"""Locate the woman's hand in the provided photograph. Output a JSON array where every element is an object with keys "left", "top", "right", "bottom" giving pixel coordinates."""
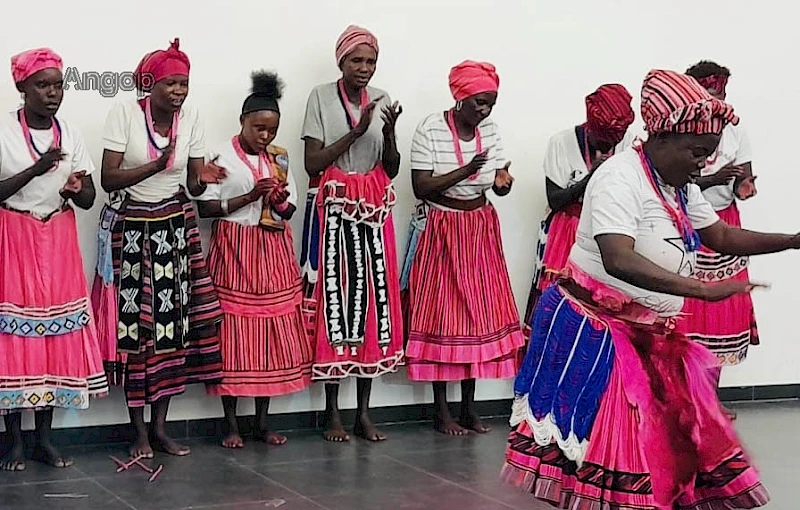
[
  {"left": 494, "top": 162, "right": 514, "bottom": 191},
  {"left": 248, "top": 177, "right": 278, "bottom": 201},
  {"left": 381, "top": 101, "right": 403, "bottom": 137},
  {"left": 60, "top": 170, "right": 86, "bottom": 197},
  {"left": 735, "top": 175, "right": 757, "bottom": 200},
  {"left": 197, "top": 156, "right": 228, "bottom": 184},
  {"left": 701, "top": 279, "right": 769, "bottom": 302}
]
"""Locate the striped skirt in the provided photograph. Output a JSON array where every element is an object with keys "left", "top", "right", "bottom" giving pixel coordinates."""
[
  {"left": 405, "top": 204, "right": 525, "bottom": 381},
  {"left": 96, "top": 192, "right": 223, "bottom": 407},
  {"left": 522, "top": 203, "right": 582, "bottom": 339},
  {"left": 503, "top": 283, "right": 769, "bottom": 509},
  {"left": 0, "top": 207, "right": 108, "bottom": 412},
  {"left": 677, "top": 202, "right": 758, "bottom": 366},
  {"left": 205, "top": 220, "right": 313, "bottom": 397}
]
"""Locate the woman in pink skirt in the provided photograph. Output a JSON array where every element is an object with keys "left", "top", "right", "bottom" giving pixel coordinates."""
[
  {"left": 0, "top": 48, "right": 108, "bottom": 471},
  {"left": 678, "top": 61, "right": 758, "bottom": 420},
  {"left": 502, "top": 69, "right": 788, "bottom": 509},
  {"left": 198, "top": 70, "right": 314, "bottom": 448},
  {"left": 522, "top": 84, "right": 635, "bottom": 339},
  {"left": 301, "top": 25, "right": 405, "bottom": 442},
  {"left": 403, "top": 61, "right": 525, "bottom": 435}
]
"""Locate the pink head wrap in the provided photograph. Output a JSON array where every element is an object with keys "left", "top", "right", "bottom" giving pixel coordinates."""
[
  {"left": 696, "top": 74, "right": 729, "bottom": 96},
  {"left": 641, "top": 69, "right": 738, "bottom": 136},
  {"left": 585, "top": 84, "right": 635, "bottom": 143},
  {"left": 10, "top": 47, "right": 63, "bottom": 85},
  {"left": 448, "top": 60, "right": 500, "bottom": 102},
  {"left": 133, "top": 38, "right": 191, "bottom": 91},
  {"left": 335, "top": 25, "right": 379, "bottom": 65}
]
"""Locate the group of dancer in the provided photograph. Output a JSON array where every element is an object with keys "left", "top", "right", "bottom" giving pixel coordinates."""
[
  {"left": 0, "top": 25, "right": 519, "bottom": 468},
  {"left": 0, "top": 22, "right": 789, "bottom": 509}
]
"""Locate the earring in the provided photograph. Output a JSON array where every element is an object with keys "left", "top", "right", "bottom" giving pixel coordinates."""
[{"left": 455, "top": 101, "right": 462, "bottom": 111}]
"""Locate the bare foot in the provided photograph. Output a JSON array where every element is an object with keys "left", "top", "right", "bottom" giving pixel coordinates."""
[
  {"left": 434, "top": 416, "right": 471, "bottom": 436},
  {"left": 323, "top": 413, "right": 350, "bottom": 442},
  {"left": 32, "top": 443, "right": 74, "bottom": 468},
  {"left": 130, "top": 435, "right": 154, "bottom": 459},
  {"left": 256, "top": 430, "right": 287, "bottom": 446},
  {"left": 222, "top": 433, "right": 244, "bottom": 449},
  {"left": 354, "top": 415, "right": 387, "bottom": 442},
  {"left": 152, "top": 433, "right": 191, "bottom": 456},
  {"left": 460, "top": 413, "right": 491, "bottom": 434},
  {"left": 0, "top": 443, "right": 26, "bottom": 471}
]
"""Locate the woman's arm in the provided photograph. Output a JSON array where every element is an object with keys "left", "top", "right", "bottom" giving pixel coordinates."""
[
  {"left": 196, "top": 178, "right": 274, "bottom": 219},
  {"left": 100, "top": 147, "right": 169, "bottom": 193},
  {"left": 303, "top": 100, "right": 379, "bottom": 177},
  {"left": 698, "top": 220, "right": 799, "bottom": 256},
  {"left": 380, "top": 102, "right": 402, "bottom": 179},
  {"left": 411, "top": 151, "right": 487, "bottom": 200},
  {"left": 596, "top": 233, "right": 756, "bottom": 301},
  {"left": 546, "top": 176, "right": 591, "bottom": 212},
  {"left": 0, "top": 148, "right": 62, "bottom": 202}
]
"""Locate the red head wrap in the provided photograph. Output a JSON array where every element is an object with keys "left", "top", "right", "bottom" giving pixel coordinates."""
[
  {"left": 641, "top": 69, "right": 738, "bottom": 136},
  {"left": 335, "top": 25, "right": 379, "bottom": 65},
  {"left": 10, "top": 47, "right": 63, "bottom": 85},
  {"left": 133, "top": 38, "right": 190, "bottom": 92},
  {"left": 448, "top": 60, "right": 499, "bottom": 102},
  {"left": 585, "top": 84, "right": 635, "bottom": 143},
  {"left": 696, "top": 74, "right": 729, "bottom": 96}
]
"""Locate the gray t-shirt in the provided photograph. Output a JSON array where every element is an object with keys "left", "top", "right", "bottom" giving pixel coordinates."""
[{"left": 301, "top": 82, "right": 391, "bottom": 174}]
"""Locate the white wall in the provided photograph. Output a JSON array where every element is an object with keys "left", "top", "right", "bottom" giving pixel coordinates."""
[{"left": 2, "top": 0, "right": 798, "bottom": 430}]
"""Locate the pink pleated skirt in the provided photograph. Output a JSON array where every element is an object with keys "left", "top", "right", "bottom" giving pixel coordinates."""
[{"left": 0, "top": 207, "right": 108, "bottom": 412}]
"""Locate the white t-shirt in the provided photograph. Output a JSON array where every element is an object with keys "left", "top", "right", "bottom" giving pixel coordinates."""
[
  {"left": 409, "top": 111, "right": 507, "bottom": 208},
  {"left": 196, "top": 140, "right": 298, "bottom": 227},
  {"left": 568, "top": 148, "right": 720, "bottom": 316},
  {"left": 102, "top": 98, "right": 205, "bottom": 203},
  {"left": 544, "top": 127, "right": 634, "bottom": 190},
  {"left": 700, "top": 123, "right": 753, "bottom": 211},
  {"left": 0, "top": 111, "right": 96, "bottom": 219}
]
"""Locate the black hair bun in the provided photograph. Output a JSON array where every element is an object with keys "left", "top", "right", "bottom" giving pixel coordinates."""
[{"left": 250, "top": 70, "right": 284, "bottom": 99}]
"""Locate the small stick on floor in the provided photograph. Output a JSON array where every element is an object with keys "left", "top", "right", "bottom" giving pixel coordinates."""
[{"left": 148, "top": 464, "right": 164, "bottom": 483}]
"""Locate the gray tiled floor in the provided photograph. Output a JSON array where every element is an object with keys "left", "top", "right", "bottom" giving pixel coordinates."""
[{"left": 0, "top": 401, "right": 796, "bottom": 509}]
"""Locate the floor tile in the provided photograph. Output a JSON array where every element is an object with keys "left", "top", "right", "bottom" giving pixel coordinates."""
[
  {"left": 0, "top": 479, "right": 132, "bottom": 510},
  {"left": 91, "top": 459, "right": 296, "bottom": 510},
  {"left": 250, "top": 454, "right": 441, "bottom": 498}
]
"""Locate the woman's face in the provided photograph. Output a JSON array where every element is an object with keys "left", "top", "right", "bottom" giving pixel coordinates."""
[
  {"left": 654, "top": 133, "right": 721, "bottom": 187},
  {"left": 460, "top": 91, "right": 497, "bottom": 126},
  {"left": 340, "top": 45, "right": 377, "bottom": 89},
  {"left": 240, "top": 110, "right": 280, "bottom": 153},
  {"left": 150, "top": 74, "right": 189, "bottom": 111},
  {"left": 21, "top": 68, "right": 63, "bottom": 117}
]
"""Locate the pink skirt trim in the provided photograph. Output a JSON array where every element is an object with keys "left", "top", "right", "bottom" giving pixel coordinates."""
[
  {"left": 407, "top": 354, "right": 518, "bottom": 381},
  {"left": 0, "top": 208, "right": 108, "bottom": 410}
]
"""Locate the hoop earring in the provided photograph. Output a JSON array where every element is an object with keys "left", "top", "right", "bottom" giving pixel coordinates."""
[{"left": 455, "top": 101, "right": 463, "bottom": 111}]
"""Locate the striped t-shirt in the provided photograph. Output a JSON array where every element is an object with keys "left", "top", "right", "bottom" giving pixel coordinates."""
[{"left": 410, "top": 111, "right": 507, "bottom": 207}]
